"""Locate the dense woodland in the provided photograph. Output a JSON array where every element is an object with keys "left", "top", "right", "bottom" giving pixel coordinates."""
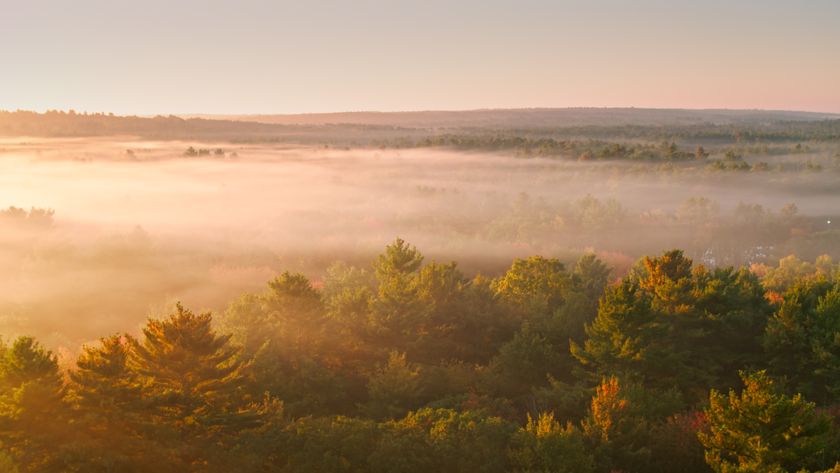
[
  {"left": 1, "top": 110, "right": 839, "bottom": 471},
  {"left": 1, "top": 239, "right": 839, "bottom": 472}
]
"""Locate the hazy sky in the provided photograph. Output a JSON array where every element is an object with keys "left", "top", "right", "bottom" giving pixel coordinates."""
[{"left": 2, "top": 0, "right": 839, "bottom": 114}]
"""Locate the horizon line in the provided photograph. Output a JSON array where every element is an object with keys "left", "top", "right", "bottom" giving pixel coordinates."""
[{"left": 4, "top": 106, "right": 840, "bottom": 118}]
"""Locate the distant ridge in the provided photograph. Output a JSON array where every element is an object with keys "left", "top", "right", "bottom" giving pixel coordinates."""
[
  {"left": 2, "top": 108, "right": 838, "bottom": 141},
  {"left": 188, "top": 108, "right": 840, "bottom": 129}
]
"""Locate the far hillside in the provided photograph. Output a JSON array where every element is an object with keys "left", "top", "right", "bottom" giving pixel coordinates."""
[{"left": 193, "top": 107, "right": 840, "bottom": 128}]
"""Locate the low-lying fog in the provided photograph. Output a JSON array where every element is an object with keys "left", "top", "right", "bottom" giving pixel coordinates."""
[{"left": 1, "top": 137, "right": 838, "bottom": 352}]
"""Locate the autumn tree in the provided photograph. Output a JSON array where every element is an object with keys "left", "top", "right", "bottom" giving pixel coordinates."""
[{"left": 580, "top": 376, "right": 683, "bottom": 473}]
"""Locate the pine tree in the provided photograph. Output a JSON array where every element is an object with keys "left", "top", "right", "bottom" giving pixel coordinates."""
[
  {"left": 699, "top": 371, "right": 836, "bottom": 473},
  {"left": 764, "top": 280, "right": 840, "bottom": 404},
  {"left": 67, "top": 334, "right": 160, "bottom": 472},
  {"left": 0, "top": 337, "right": 68, "bottom": 471},
  {"left": 221, "top": 270, "right": 359, "bottom": 418},
  {"left": 573, "top": 250, "right": 770, "bottom": 403},
  {"left": 71, "top": 334, "right": 139, "bottom": 418},
  {"left": 571, "top": 279, "right": 677, "bottom": 386},
  {"left": 129, "top": 304, "right": 260, "bottom": 467},
  {"left": 371, "top": 239, "right": 427, "bottom": 351}
]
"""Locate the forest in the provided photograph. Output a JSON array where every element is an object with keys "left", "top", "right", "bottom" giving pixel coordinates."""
[
  {"left": 0, "top": 109, "right": 839, "bottom": 472},
  {"left": 1, "top": 239, "right": 839, "bottom": 472},
  {"left": 5, "top": 0, "right": 840, "bottom": 469}
]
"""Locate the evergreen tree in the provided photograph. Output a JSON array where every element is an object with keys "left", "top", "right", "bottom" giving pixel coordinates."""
[
  {"left": 496, "top": 254, "right": 608, "bottom": 388},
  {"left": 493, "top": 256, "right": 571, "bottom": 319},
  {"left": 71, "top": 334, "right": 139, "bottom": 419},
  {"left": 573, "top": 250, "right": 770, "bottom": 403},
  {"left": 220, "top": 272, "right": 356, "bottom": 417},
  {"left": 0, "top": 337, "right": 68, "bottom": 472},
  {"left": 66, "top": 333, "right": 153, "bottom": 471},
  {"left": 371, "top": 238, "right": 427, "bottom": 350},
  {"left": 571, "top": 279, "right": 676, "bottom": 387},
  {"left": 129, "top": 304, "right": 260, "bottom": 467},
  {"left": 764, "top": 280, "right": 840, "bottom": 404},
  {"left": 699, "top": 371, "right": 837, "bottom": 473},
  {"left": 362, "top": 351, "right": 422, "bottom": 420}
]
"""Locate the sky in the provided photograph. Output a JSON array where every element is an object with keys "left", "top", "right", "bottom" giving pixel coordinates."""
[{"left": 1, "top": 0, "right": 839, "bottom": 115}]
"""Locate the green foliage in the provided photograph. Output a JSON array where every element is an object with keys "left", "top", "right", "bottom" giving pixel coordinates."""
[
  {"left": 322, "top": 261, "right": 374, "bottom": 324},
  {"left": 276, "top": 408, "right": 516, "bottom": 473},
  {"left": 573, "top": 250, "right": 771, "bottom": 403},
  {"left": 581, "top": 377, "right": 652, "bottom": 473},
  {"left": 71, "top": 334, "right": 139, "bottom": 415},
  {"left": 219, "top": 272, "right": 353, "bottom": 417},
  {"left": 66, "top": 333, "right": 154, "bottom": 471},
  {"left": 530, "top": 376, "right": 592, "bottom": 425},
  {"left": 278, "top": 416, "right": 379, "bottom": 473},
  {"left": 0, "top": 337, "right": 67, "bottom": 471},
  {"left": 373, "top": 408, "right": 515, "bottom": 473},
  {"left": 370, "top": 239, "right": 427, "bottom": 350},
  {"left": 420, "top": 134, "right": 696, "bottom": 162},
  {"left": 494, "top": 256, "right": 570, "bottom": 319},
  {"left": 374, "top": 237, "right": 424, "bottom": 278},
  {"left": 5, "top": 241, "right": 840, "bottom": 471},
  {"left": 699, "top": 371, "right": 836, "bottom": 473},
  {"left": 64, "top": 305, "right": 280, "bottom": 472},
  {"left": 509, "top": 412, "right": 595, "bottom": 473},
  {"left": 573, "top": 254, "right": 612, "bottom": 304},
  {"left": 764, "top": 280, "right": 840, "bottom": 404},
  {"left": 488, "top": 324, "right": 562, "bottom": 399},
  {"left": 488, "top": 254, "right": 610, "bottom": 400},
  {"left": 571, "top": 278, "right": 672, "bottom": 385},
  {"left": 578, "top": 376, "right": 684, "bottom": 473},
  {"left": 363, "top": 352, "right": 422, "bottom": 420},
  {"left": 130, "top": 304, "right": 253, "bottom": 427},
  {"left": 411, "top": 262, "right": 485, "bottom": 362}
]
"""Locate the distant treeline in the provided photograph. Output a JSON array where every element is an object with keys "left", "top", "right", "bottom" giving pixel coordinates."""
[
  {"left": 462, "top": 119, "right": 840, "bottom": 143},
  {"left": 410, "top": 135, "right": 698, "bottom": 161},
  {"left": 0, "top": 110, "right": 274, "bottom": 138},
  {"left": 378, "top": 125, "right": 839, "bottom": 160},
  {"left": 2, "top": 110, "right": 839, "bottom": 147},
  {"left": 0, "top": 110, "right": 395, "bottom": 141},
  {"left": 1, "top": 240, "right": 839, "bottom": 472}
]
